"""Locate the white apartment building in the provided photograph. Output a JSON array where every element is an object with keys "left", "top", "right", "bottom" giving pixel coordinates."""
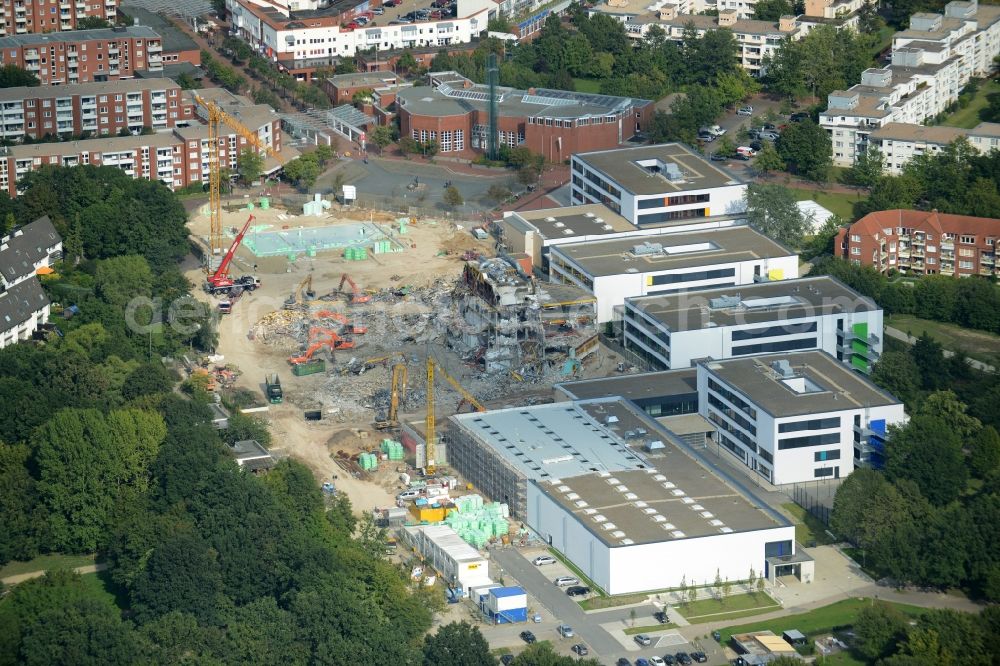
[
  {"left": 0, "top": 216, "right": 61, "bottom": 348},
  {"left": 227, "top": 0, "right": 489, "bottom": 75},
  {"left": 622, "top": 276, "right": 884, "bottom": 373},
  {"left": 869, "top": 121, "right": 1000, "bottom": 174},
  {"left": 548, "top": 226, "right": 799, "bottom": 322},
  {"left": 697, "top": 352, "right": 907, "bottom": 485},
  {"left": 616, "top": 8, "right": 801, "bottom": 78},
  {"left": 821, "top": 1, "right": 1000, "bottom": 166},
  {"left": 570, "top": 143, "right": 747, "bottom": 226}
]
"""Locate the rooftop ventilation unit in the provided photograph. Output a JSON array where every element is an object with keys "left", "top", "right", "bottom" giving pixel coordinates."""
[
  {"left": 545, "top": 216, "right": 556, "bottom": 222},
  {"left": 642, "top": 507, "right": 657, "bottom": 515},
  {"left": 653, "top": 474, "right": 667, "bottom": 482},
  {"left": 574, "top": 500, "right": 589, "bottom": 508},
  {"left": 682, "top": 497, "right": 695, "bottom": 504},
  {"left": 772, "top": 359, "right": 795, "bottom": 378},
  {"left": 720, "top": 526, "right": 733, "bottom": 533},
  {"left": 700, "top": 511, "right": 714, "bottom": 518},
  {"left": 671, "top": 530, "right": 686, "bottom": 538},
  {"left": 710, "top": 519, "right": 725, "bottom": 527},
  {"left": 691, "top": 504, "right": 704, "bottom": 511},
  {"left": 616, "top": 485, "right": 629, "bottom": 493},
  {"left": 606, "top": 477, "right": 620, "bottom": 485},
  {"left": 566, "top": 492, "right": 580, "bottom": 501},
  {"left": 562, "top": 229, "right": 574, "bottom": 235},
  {"left": 554, "top": 222, "right": 564, "bottom": 227},
  {"left": 632, "top": 241, "right": 663, "bottom": 256},
  {"left": 584, "top": 212, "right": 595, "bottom": 218},
  {"left": 634, "top": 500, "right": 648, "bottom": 508},
  {"left": 557, "top": 485, "right": 571, "bottom": 493},
  {"left": 594, "top": 217, "right": 604, "bottom": 223},
  {"left": 606, "top": 415, "right": 619, "bottom": 424},
  {"left": 583, "top": 508, "right": 598, "bottom": 515},
  {"left": 603, "top": 225, "right": 614, "bottom": 230},
  {"left": 621, "top": 538, "right": 635, "bottom": 545},
  {"left": 663, "top": 162, "right": 684, "bottom": 182},
  {"left": 709, "top": 295, "right": 742, "bottom": 309},
  {"left": 671, "top": 489, "right": 686, "bottom": 497},
  {"left": 611, "top": 530, "right": 626, "bottom": 538},
  {"left": 662, "top": 481, "right": 676, "bottom": 489},
  {"left": 602, "top": 522, "right": 617, "bottom": 531},
  {"left": 624, "top": 492, "right": 639, "bottom": 500},
  {"left": 653, "top": 515, "right": 667, "bottom": 523},
  {"left": 593, "top": 514, "right": 607, "bottom": 522},
  {"left": 662, "top": 522, "right": 675, "bottom": 530}
]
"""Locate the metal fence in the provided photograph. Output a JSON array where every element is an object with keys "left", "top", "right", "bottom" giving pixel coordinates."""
[{"left": 791, "top": 479, "right": 843, "bottom": 529}]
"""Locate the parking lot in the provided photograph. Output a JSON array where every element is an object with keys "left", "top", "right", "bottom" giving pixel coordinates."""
[
  {"left": 348, "top": 0, "right": 457, "bottom": 29},
  {"left": 488, "top": 546, "right": 729, "bottom": 665}
]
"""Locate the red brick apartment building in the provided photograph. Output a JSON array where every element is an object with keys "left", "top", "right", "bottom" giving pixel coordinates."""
[
  {"left": 0, "top": 103, "right": 282, "bottom": 196},
  {"left": 836, "top": 209, "right": 1000, "bottom": 277},
  {"left": 321, "top": 71, "right": 397, "bottom": 105},
  {"left": 0, "top": 78, "right": 195, "bottom": 140},
  {"left": 0, "top": 0, "right": 119, "bottom": 37},
  {"left": 396, "top": 72, "right": 652, "bottom": 162},
  {"left": 0, "top": 25, "right": 163, "bottom": 85}
]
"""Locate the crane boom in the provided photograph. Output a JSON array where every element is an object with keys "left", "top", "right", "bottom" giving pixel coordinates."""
[
  {"left": 425, "top": 357, "right": 485, "bottom": 473},
  {"left": 192, "top": 92, "right": 282, "bottom": 258}
]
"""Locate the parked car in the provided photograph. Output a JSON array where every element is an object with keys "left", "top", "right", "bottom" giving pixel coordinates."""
[
  {"left": 676, "top": 652, "right": 692, "bottom": 665},
  {"left": 500, "top": 655, "right": 515, "bottom": 666},
  {"left": 759, "top": 131, "right": 780, "bottom": 141},
  {"left": 710, "top": 152, "right": 729, "bottom": 162},
  {"left": 748, "top": 128, "right": 761, "bottom": 140},
  {"left": 698, "top": 132, "right": 716, "bottom": 142},
  {"left": 430, "top": 9, "right": 443, "bottom": 18},
  {"left": 532, "top": 555, "right": 556, "bottom": 566},
  {"left": 566, "top": 585, "right": 591, "bottom": 597},
  {"left": 617, "top": 659, "right": 632, "bottom": 666},
  {"left": 712, "top": 630, "right": 722, "bottom": 641},
  {"left": 650, "top": 657, "right": 666, "bottom": 666},
  {"left": 397, "top": 489, "right": 421, "bottom": 501},
  {"left": 691, "top": 651, "right": 708, "bottom": 663},
  {"left": 634, "top": 634, "right": 653, "bottom": 646},
  {"left": 663, "top": 655, "right": 676, "bottom": 665},
  {"left": 343, "top": 21, "right": 360, "bottom": 29},
  {"left": 520, "top": 630, "right": 536, "bottom": 644},
  {"left": 557, "top": 624, "right": 574, "bottom": 637},
  {"left": 383, "top": 0, "right": 400, "bottom": 5},
  {"left": 572, "top": 644, "right": 589, "bottom": 656},
  {"left": 700, "top": 125, "right": 726, "bottom": 137},
  {"left": 636, "top": 659, "right": 651, "bottom": 666},
  {"left": 790, "top": 112, "right": 809, "bottom": 122},
  {"left": 734, "top": 153, "right": 751, "bottom": 161},
  {"left": 372, "top": 7, "right": 384, "bottom": 14},
  {"left": 653, "top": 610, "right": 669, "bottom": 623},
  {"left": 554, "top": 576, "right": 579, "bottom": 587},
  {"left": 761, "top": 123, "right": 777, "bottom": 131},
  {"left": 737, "top": 146, "right": 757, "bottom": 157},
  {"left": 737, "top": 105, "right": 754, "bottom": 116},
  {"left": 394, "top": 17, "right": 412, "bottom": 23},
  {"left": 749, "top": 140, "right": 764, "bottom": 151}
]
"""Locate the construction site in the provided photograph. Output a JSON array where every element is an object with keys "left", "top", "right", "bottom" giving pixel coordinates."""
[{"left": 184, "top": 191, "right": 621, "bottom": 512}]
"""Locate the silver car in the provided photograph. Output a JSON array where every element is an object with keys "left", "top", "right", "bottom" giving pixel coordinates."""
[{"left": 554, "top": 576, "right": 579, "bottom": 587}]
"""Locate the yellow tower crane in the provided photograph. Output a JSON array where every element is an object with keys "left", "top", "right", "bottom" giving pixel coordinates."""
[
  {"left": 426, "top": 356, "right": 486, "bottom": 474},
  {"left": 192, "top": 92, "right": 284, "bottom": 258}
]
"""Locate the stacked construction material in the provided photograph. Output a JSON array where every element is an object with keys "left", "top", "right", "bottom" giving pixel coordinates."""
[
  {"left": 344, "top": 247, "right": 368, "bottom": 261},
  {"left": 358, "top": 451, "right": 379, "bottom": 470},
  {"left": 444, "top": 495, "right": 510, "bottom": 548},
  {"left": 380, "top": 439, "right": 405, "bottom": 461}
]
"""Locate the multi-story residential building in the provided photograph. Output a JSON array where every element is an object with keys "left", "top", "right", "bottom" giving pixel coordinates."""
[
  {"left": 0, "top": 215, "right": 61, "bottom": 348},
  {"left": 0, "top": 26, "right": 163, "bottom": 85},
  {"left": 610, "top": 7, "right": 802, "bottom": 78},
  {"left": 226, "top": 0, "right": 491, "bottom": 81},
  {"left": 570, "top": 144, "right": 747, "bottom": 225},
  {"left": 0, "top": 0, "right": 119, "bottom": 37},
  {"left": 835, "top": 209, "right": 1000, "bottom": 278},
  {"left": 397, "top": 72, "right": 652, "bottom": 163},
  {"left": 548, "top": 226, "right": 799, "bottom": 322},
  {"left": 868, "top": 121, "right": 1000, "bottom": 175},
  {"left": 697, "top": 351, "right": 907, "bottom": 484},
  {"left": 119, "top": 6, "right": 202, "bottom": 69},
  {"left": 0, "top": 100, "right": 282, "bottom": 195},
  {"left": 622, "top": 276, "right": 883, "bottom": 373},
  {"left": 821, "top": 1, "right": 1000, "bottom": 166},
  {"left": 0, "top": 78, "right": 195, "bottom": 141}
]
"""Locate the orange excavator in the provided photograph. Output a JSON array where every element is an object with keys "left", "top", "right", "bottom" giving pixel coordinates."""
[
  {"left": 312, "top": 313, "right": 368, "bottom": 335},
  {"left": 288, "top": 331, "right": 354, "bottom": 365},
  {"left": 338, "top": 273, "right": 371, "bottom": 305}
]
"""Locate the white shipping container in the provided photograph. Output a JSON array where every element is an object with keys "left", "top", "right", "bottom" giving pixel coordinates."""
[{"left": 487, "top": 587, "right": 528, "bottom": 613}]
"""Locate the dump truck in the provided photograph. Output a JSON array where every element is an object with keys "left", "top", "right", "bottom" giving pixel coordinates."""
[
  {"left": 292, "top": 358, "right": 326, "bottom": 376},
  {"left": 264, "top": 374, "right": 283, "bottom": 403}
]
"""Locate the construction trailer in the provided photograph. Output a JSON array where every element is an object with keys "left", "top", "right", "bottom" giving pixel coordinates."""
[
  {"left": 400, "top": 524, "right": 491, "bottom": 597},
  {"left": 451, "top": 258, "right": 598, "bottom": 378}
]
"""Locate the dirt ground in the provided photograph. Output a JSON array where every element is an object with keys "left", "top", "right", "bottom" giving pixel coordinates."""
[{"left": 185, "top": 200, "right": 624, "bottom": 515}]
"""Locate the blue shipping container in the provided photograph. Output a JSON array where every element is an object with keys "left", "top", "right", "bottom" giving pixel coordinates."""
[{"left": 488, "top": 607, "right": 528, "bottom": 624}]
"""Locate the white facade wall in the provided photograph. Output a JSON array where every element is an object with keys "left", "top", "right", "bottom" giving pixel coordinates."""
[
  {"left": 550, "top": 253, "right": 799, "bottom": 323},
  {"left": 0, "top": 300, "right": 49, "bottom": 349},
  {"left": 628, "top": 185, "right": 748, "bottom": 226},
  {"left": 527, "top": 481, "right": 795, "bottom": 595},
  {"left": 696, "top": 365, "right": 908, "bottom": 485},
  {"left": 624, "top": 307, "right": 884, "bottom": 370}
]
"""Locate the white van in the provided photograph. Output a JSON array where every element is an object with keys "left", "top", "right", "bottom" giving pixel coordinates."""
[
  {"left": 736, "top": 146, "right": 757, "bottom": 157},
  {"left": 397, "top": 489, "right": 421, "bottom": 501}
]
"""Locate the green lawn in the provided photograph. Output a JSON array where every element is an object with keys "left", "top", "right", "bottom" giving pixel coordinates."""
[
  {"left": 941, "top": 79, "right": 1000, "bottom": 129},
  {"left": 679, "top": 592, "right": 780, "bottom": 623},
  {"left": 792, "top": 189, "right": 864, "bottom": 222},
  {"left": 0, "top": 553, "right": 97, "bottom": 579},
  {"left": 573, "top": 78, "right": 602, "bottom": 94},
  {"left": 579, "top": 592, "right": 649, "bottom": 611},
  {"left": 717, "top": 598, "right": 927, "bottom": 644},
  {"left": 782, "top": 503, "right": 837, "bottom": 547},
  {"left": 886, "top": 313, "right": 1000, "bottom": 366}
]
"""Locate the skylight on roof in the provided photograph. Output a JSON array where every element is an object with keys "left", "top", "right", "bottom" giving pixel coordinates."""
[{"left": 781, "top": 376, "right": 825, "bottom": 394}]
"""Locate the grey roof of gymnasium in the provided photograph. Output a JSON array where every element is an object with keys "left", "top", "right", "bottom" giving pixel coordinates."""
[
  {"left": 625, "top": 276, "right": 878, "bottom": 332},
  {"left": 552, "top": 226, "right": 794, "bottom": 278},
  {"left": 0, "top": 277, "right": 49, "bottom": 330},
  {"left": 573, "top": 143, "right": 743, "bottom": 195},
  {"left": 0, "top": 216, "right": 61, "bottom": 284},
  {"left": 0, "top": 26, "right": 160, "bottom": 48},
  {"left": 397, "top": 75, "right": 650, "bottom": 120},
  {"left": 701, "top": 351, "right": 902, "bottom": 417}
]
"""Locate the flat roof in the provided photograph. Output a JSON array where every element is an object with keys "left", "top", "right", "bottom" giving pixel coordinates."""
[
  {"left": 702, "top": 351, "right": 902, "bottom": 417},
  {"left": 120, "top": 6, "right": 199, "bottom": 53},
  {"left": 573, "top": 143, "right": 743, "bottom": 195},
  {"left": 556, "top": 368, "right": 697, "bottom": 402},
  {"left": 625, "top": 276, "right": 878, "bottom": 332},
  {"left": 326, "top": 71, "right": 398, "bottom": 88},
  {"left": 454, "top": 397, "right": 783, "bottom": 545},
  {"left": 509, "top": 204, "right": 637, "bottom": 240},
  {"left": 536, "top": 452, "right": 781, "bottom": 545},
  {"left": 553, "top": 226, "right": 794, "bottom": 278},
  {"left": 0, "top": 26, "right": 160, "bottom": 48},
  {"left": 0, "top": 77, "right": 180, "bottom": 102}
]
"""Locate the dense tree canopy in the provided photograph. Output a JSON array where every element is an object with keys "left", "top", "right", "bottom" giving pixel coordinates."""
[{"left": 744, "top": 183, "right": 809, "bottom": 247}]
